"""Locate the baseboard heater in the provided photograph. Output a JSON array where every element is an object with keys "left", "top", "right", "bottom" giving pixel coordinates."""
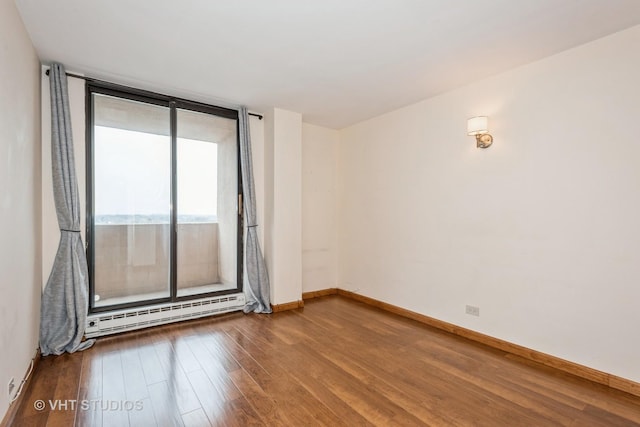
[{"left": 85, "top": 293, "right": 246, "bottom": 338}]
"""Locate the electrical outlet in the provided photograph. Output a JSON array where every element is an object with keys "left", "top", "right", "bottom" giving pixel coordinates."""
[
  {"left": 465, "top": 305, "right": 480, "bottom": 317},
  {"left": 7, "top": 378, "right": 15, "bottom": 397}
]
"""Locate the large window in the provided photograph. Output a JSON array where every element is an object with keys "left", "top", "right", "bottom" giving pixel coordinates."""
[{"left": 87, "top": 82, "right": 242, "bottom": 312}]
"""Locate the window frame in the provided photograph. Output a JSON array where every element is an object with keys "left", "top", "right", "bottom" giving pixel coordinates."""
[{"left": 86, "top": 80, "right": 244, "bottom": 314}]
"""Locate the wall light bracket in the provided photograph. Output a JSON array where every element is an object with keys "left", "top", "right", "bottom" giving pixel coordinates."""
[{"left": 467, "top": 116, "right": 493, "bottom": 149}]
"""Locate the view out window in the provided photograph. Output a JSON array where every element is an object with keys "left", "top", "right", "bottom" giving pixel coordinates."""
[{"left": 88, "top": 83, "right": 242, "bottom": 312}]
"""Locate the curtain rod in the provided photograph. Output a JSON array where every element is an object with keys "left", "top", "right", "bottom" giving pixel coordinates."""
[{"left": 44, "top": 69, "right": 263, "bottom": 120}]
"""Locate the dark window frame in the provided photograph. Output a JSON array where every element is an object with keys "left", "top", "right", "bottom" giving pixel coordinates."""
[{"left": 86, "top": 80, "right": 243, "bottom": 314}]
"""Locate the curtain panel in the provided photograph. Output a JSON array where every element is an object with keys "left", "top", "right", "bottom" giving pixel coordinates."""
[
  {"left": 239, "top": 107, "right": 272, "bottom": 313},
  {"left": 40, "top": 63, "right": 95, "bottom": 355}
]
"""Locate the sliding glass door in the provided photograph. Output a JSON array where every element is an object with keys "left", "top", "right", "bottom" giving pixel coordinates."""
[
  {"left": 176, "top": 108, "right": 239, "bottom": 298},
  {"left": 87, "top": 83, "right": 242, "bottom": 312}
]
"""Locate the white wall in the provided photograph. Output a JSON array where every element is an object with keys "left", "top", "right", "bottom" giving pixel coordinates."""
[
  {"left": 262, "top": 108, "right": 303, "bottom": 304},
  {"left": 0, "top": 0, "right": 41, "bottom": 419},
  {"left": 338, "top": 25, "right": 640, "bottom": 383},
  {"left": 302, "top": 123, "right": 339, "bottom": 292}
]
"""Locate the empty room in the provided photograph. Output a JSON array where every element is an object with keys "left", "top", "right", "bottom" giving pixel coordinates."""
[{"left": 2, "top": 0, "right": 640, "bottom": 425}]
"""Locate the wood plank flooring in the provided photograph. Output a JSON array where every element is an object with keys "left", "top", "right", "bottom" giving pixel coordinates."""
[{"left": 9, "top": 295, "right": 640, "bottom": 426}]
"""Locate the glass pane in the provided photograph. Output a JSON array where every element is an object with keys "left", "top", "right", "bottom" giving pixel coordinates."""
[
  {"left": 92, "top": 94, "right": 171, "bottom": 307},
  {"left": 176, "top": 108, "right": 238, "bottom": 297}
]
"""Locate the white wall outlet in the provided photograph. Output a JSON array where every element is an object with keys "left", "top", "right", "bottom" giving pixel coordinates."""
[
  {"left": 465, "top": 305, "right": 480, "bottom": 317},
  {"left": 7, "top": 377, "right": 15, "bottom": 397}
]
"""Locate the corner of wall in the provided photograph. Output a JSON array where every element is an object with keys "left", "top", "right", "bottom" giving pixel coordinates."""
[{"left": 0, "top": 0, "right": 43, "bottom": 419}]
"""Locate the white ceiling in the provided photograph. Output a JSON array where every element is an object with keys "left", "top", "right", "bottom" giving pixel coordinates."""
[{"left": 14, "top": 0, "right": 640, "bottom": 128}]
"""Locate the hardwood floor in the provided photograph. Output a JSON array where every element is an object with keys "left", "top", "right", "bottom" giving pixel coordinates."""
[{"left": 9, "top": 295, "right": 640, "bottom": 426}]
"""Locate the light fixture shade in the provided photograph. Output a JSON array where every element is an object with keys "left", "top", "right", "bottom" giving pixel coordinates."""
[{"left": 467, "top": 116, "right": 489, "bottom": 136}]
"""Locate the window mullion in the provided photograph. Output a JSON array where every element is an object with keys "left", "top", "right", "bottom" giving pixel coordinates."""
[{"left": 170, "top": 101, "right": 178, "bottom": 302}]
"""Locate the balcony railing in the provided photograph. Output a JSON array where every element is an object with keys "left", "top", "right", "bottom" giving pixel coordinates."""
[{"left": 93, "top": 222, "right": 222, "bottom": 305}]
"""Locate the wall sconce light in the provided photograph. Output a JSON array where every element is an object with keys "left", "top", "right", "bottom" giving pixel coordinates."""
[{"left": 467, "top": 116, "right": 493, "bottom": 149}]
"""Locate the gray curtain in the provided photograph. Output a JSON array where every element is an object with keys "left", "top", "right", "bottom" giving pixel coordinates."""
[
  {"left": 239, "top": 107, "right": 272, "bottom": 313},
  {"left": 40, "top": 63, "right": 95, "bottom": 355}
]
